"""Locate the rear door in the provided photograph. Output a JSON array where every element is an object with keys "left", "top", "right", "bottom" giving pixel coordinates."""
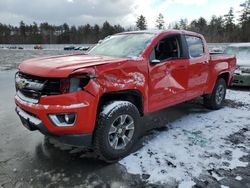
[
  {"left": 185, "top": 35, "right": 209, "bottom": 99},
  {"left": 148, "top": 34, "right": 189, "bottom": 112}
]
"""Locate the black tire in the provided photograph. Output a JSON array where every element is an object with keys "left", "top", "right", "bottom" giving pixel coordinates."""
[
  {"left": 203, "top": 78, "right": 227, "bottom": 110},
  {"left": 93, "top": 101, "right": 140, "bottom": 162}
]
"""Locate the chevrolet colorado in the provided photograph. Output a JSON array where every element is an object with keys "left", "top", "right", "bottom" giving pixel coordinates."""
[{"left": 15, "top": 30, "right": 236, "bottom": 162}]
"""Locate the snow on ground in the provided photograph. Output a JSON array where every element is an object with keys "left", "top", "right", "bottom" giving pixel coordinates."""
[
  {"left": 227, "top": 89, "right": 250, "bottom": 104},
  {"left": 120, "top": 89, "right": 250, "bottom": 186}
]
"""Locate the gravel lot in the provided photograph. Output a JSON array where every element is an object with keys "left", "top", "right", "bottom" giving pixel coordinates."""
[{"left": 0, "top": 49, "right": 249, "bottom": 188}]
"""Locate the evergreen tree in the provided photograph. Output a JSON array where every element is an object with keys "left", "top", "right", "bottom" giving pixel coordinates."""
[
  {"left": 239, "top": 0, "right": 250, "bottom": 41},
  {"left": 1, "top": 2, "right": 250, "bottom": 45},
  {"left": 69, "top": 26, "right": 77, "bottom": 43},
  {"left": 155, "top": 13, "right": 165, "bottom": 29},
  {"left": 188, "top": 17, "right": 207, "bottom": 37},
  {"left": 239, "top": 0, "right": 250, "bottom": 24},
  {"left": 173, "top": 22, "right": 180, "bottom": 29},
  {"left": 136, "top": 15, "right": 147, "bottom": 30},
  {"left": 197, "top": 17, "right": 208, "bottom": 34},
  {"left": 114, "top": 24, "right": 125, "bottom": 33},
  {"left": 101, "top": 21, "right": 115, "bottom": 38},
  {"left": 208, "top": 16, "right": 225, "bottom": 42},
  {"left": 19, "top": 21, "right": 26, "bottom": 43},
  {"left": 179, "top": 19, "right": 188, "bottom": 30},
  {"left": 93, "top": 24, "right": 100, "bottom": 43},
  {"left": 224, "top": 8, "right": 236, "bottom": 42},
  {"left": 224, "top": 8, "right": 235, "bottom": 30},
  {"left": 61, "top": 23, "right": 70, "bottom": 43}
]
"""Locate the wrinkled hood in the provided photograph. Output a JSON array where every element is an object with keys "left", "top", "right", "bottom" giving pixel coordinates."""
[
  {"left": 18, "top": 54, "right": 128, "bottom": 77},
  {"left": 237, "top": 59, "right": 250, "bottom": 67}
]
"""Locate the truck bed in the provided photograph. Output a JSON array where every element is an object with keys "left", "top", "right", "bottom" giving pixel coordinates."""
[{"left": 210, "top": 53, "right": 235, "bottom": 62}]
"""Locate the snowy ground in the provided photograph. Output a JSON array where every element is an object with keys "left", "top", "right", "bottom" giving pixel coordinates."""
[{"left": 120, "top": 89, "right": 250, "bottom": 187}]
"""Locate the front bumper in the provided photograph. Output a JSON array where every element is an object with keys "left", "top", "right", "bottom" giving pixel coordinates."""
[
  {"left": 15, "top": 90, "right": 99, "bottom": 146},
  {"left": 232, "top": 74, "right": 250, "bottom": 87},
  {"left": 16, "top": 106, "right": 92, "bottom": 146}
]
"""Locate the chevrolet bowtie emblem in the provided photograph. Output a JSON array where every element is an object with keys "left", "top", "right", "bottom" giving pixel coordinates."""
[{"left": 17, "top": 80, "right": 26, "bottom": 89}]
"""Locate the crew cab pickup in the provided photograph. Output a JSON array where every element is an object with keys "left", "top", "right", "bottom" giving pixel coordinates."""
[{"left": 15, "top": 30, "right": 236, "bottom": 162}]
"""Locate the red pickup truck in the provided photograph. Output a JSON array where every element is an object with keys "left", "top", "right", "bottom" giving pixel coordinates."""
[{"left": 15, "top": 30, "right": 236, "bottom": 162}]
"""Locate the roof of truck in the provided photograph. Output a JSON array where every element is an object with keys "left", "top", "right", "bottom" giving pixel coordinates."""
[{"left": 121, "top": 29, "right": 199, "bottom": 36}]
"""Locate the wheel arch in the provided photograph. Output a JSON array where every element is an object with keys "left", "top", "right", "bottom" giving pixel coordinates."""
[
  {"left": 218, "top": 72, "right": 231, "bottom": 86},
  {"left": 98, "top": 89, "right": 144, "bottom": 116},
  {"left": 205, "top": 71, "right": 231, "bottom": 95}
]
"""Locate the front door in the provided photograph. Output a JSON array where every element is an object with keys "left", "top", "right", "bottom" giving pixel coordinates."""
[{"left": 148, "top": 35, "right": 189, "bottom": 112}]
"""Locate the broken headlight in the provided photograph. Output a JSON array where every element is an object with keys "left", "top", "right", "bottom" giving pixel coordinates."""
[{"left": 60, "top": 73, "right": 92, "bottom": 94}]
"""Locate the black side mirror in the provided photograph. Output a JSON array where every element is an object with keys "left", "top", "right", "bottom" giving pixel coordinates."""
[{"left": 151, "top": 59, "right": 161, "bottom": 65}]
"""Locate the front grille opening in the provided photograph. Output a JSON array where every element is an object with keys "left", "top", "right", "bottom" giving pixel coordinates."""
[
  {"left": 20, "top": 88, "right": 41, "bottom": 100},
  {"left": 43, "top": 80, "right": 61, "bottom": 95},
  {"left": 17, "top": 72, "right": 63, "bottom": 100}
]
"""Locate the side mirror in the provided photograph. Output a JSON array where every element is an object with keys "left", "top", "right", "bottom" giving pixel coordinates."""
[{"left": 151, "top": 59, "right": 161, "bottom": 65}]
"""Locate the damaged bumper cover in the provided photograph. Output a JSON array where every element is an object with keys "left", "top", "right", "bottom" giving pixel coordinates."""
[
  {"left": 15, "top": 106, "right": 92, "bottom": 146},
  {"left": 15, "top": 89, "right": 99, "bottom": 147}
]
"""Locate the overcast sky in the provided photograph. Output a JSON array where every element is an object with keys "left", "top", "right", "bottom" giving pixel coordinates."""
[{"left": 0, "top": 0, "right": 243, "bottom": 28}]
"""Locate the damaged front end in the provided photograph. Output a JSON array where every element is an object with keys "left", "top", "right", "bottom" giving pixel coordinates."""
[{"left": 14, "top": 69, "right": 102, "bottom": 146}]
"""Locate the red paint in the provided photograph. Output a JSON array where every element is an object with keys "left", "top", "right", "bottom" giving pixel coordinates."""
[{"left": 15, "top": 30, "right": 236, "bottom": 137}]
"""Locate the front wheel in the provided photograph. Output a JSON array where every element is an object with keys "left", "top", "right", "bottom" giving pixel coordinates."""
[
  {"left": 203, "top": 78, "right": 227, "bottom": 110},
  {"left": 93, "top": 101, "right": 140, "bottom": 162}
]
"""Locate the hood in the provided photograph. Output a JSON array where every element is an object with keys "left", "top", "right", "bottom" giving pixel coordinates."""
[
  {"left": 18, "top": 54, "right": 128, "bottom": 77},
  {"left": 237, "top": 59, "right": 250, "bottom": 67}
]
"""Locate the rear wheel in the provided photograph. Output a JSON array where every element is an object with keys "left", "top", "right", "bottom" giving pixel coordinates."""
[
  {"left": 93, "top": 101, "right": 140, "bottom": 162},
  {"left": 203, "top": 78, "right": 227, "bottom": 110}
]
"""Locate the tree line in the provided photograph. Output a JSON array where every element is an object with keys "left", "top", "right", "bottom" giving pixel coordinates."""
[
  {"left": 136, "top": 0, "right": 250, "bottom": 42},
  {"left": 0, "top": 21, "right": 125, "bottom": 44},
  {"left": 0, "top": 0, "right": 249, "bottom": 44}
]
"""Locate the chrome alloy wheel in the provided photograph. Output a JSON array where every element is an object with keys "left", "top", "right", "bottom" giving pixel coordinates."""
[
  {"left": 108, "top": 114, "right": 135, "bottom": 150},
  {"left": 215, "top": 84, "right": 225, "bottom": 105}
]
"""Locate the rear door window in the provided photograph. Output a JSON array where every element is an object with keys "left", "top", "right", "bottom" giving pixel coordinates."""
[{"left": 185, "top": 36, "right": 204, "bottom": 58}]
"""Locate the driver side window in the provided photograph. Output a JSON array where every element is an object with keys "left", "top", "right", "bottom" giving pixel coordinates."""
[{"left": 150, "top": 35, "right": 182, "bottom": 62}]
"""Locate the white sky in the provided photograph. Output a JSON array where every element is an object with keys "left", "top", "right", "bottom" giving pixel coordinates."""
[{"left": 0, "top": 0, "right": 243, "bottom": 28}]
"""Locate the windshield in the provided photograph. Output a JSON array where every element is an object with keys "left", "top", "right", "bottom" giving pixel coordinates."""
[
  {"left": 88, "top": 33, "right": 155, "bottom": 58},
  {"left": 225, "top": 46, "right": 250, "bottom": 60}
]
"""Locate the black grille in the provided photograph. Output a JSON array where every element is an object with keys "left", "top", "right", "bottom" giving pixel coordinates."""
[
  {"left": 43, "top": 79, "right": 61, "bottom": 95},
  {"left": 16, "top": 72, "right": 62, "bottom": 100},
  {"left": 20, "top": 88, "right": 41, "bottom": 99}
]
